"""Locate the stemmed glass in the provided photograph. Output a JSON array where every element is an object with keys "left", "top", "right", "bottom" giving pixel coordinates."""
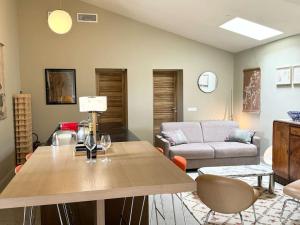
[
  {"left": 85, "top": 134, "right": 96, "bottom": 163},
  {"left": 100, "top": 134, "right": 111, "bottom": 162}
]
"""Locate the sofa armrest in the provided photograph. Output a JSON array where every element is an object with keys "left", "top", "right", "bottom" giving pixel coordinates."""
[
  {"left": 252, "top": 136, "right": 261, "bottom": 156},
  {"left": 155, "top": 135, "right": 171, "bottom": 158}
]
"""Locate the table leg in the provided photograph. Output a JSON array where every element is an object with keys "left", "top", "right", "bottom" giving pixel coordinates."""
[
  {"left": 257, "top": 176, "right": 262, "bottom": 187},
  {"left": 269, "top": 174, "right": 275, "bottom": 194},
  {"left": 96, "top": 200, "right": 105, "bottom": 225}
]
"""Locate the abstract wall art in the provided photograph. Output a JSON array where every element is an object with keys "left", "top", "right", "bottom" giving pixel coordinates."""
[
  {"left": 243, "top": 68, "right": 261, "bottom": 113},
  {"left": 45, "top": 69, "right": 77, "bottom": 105}
]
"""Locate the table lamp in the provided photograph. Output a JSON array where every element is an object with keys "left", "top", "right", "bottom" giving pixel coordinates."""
[{"left": 79, "top": 96, "right": 107, "bottom": 138}]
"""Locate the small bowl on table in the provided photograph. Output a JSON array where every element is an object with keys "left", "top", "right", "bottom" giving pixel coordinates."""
[{"left": 287, "top": 111, "right": 300, "bottom": 122}]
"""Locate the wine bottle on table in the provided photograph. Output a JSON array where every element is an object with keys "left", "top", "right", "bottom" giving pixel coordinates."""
[{"left": 85, "top": 123, "right": 97, "bottom": 161}]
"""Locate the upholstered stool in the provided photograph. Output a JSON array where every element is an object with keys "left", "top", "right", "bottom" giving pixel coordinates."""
[
  {"left": 151, "top": 147, "right": 187, "bottom": 225},
  {"left": 25, "top": 153, "right": 33, "bottom": 161},
  {"left": 15, "top": 165, "right": 23, "bottom": 174},
  {"left": 156, "top": 147, "right": 164, "bottom": 154},
  {"left": 281, "top": 180, "right": 300, "bottom": 222},
  {"left": 17, "top": 153, "right": 72, "bottom": 225},
  {"left": 15, "top": 165, "right": 35, "bottom": 225},
  {"left": 172, "top": 156, "right": 187, "bottom": 171}
]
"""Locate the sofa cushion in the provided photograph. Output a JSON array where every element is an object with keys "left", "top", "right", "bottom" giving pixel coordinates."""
[
  {"left": 169, "top": 143, "right": 214, "bottom": 159},
  {"left": 161, "top": 122, "right": 204, "bottom": 143},
  {"left": 225, "top": 128, "right": 255, "bottom": 144},
  {"left": 201, "top": 120, "right": 239, "bottom": 142},
  {"left": 162, "top": 130, "right": 188, "bottom": 146},
  {"left": 208, "top": 142, "right": 257, "bottom": 158}
]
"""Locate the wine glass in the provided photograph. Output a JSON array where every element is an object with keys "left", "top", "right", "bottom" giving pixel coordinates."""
[
  {"left": 85, "top": 134, "right": 96, "bottom": 163},
  {"left": 100, "top": 134, "right": 111, "bottom": 162}
]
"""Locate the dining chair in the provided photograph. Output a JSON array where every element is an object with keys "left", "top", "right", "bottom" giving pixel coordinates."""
[
  {"left": 25, "top": 153, "right": 33, "bottom": 161},
  {"left": 150, "top": 147, "right": 187, "bottom": 225},
  {"left": 52, "top": 130, "right": 77, "bottom": 146},
  {"left": 280, "top": 179, "right": 300, "bottom": 222},
  {"left": 15, "top": 162, "right": 35, "bottom": 225},
  {"left": 171, "top": 155, "right": 187, "bottom": 225},
  {"left": 119, "top": 196, "right": 146, "bottom": 225},
  {"left": 60, "top": 122, "right": 79, "bottom": 132},
  {"left": 196, "top": 174, "right": 259, "bottom": 225},
  {"left": 16, "top": 152, "right": 72, "bottom": 225}
]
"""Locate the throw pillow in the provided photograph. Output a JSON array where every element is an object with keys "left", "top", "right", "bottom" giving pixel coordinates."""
[
  {"left": 225, "top": 128, "right": 255, "bottom": 144},
  {"left": 162, "top": 130, "right": 188, "bottom": 146}
]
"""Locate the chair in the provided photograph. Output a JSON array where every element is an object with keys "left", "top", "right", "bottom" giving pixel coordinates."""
[
  {"left": 171, "top": 155, "right": 187, "bottom": 225},
  {"left": 60, "top": 122, "right": 78, "bottom": 132},
  {"left": 52, "top": 130, "right": 77, "bottom": 146},
  {"left": 15, "top": 165, "right": 23, "bottom": 174},
  {"left": 172, "top": 156, "right": 187, "bottom": 171},
  {"left": 281, "top": 179, "right": 300, "bottom": 222},
  {"left": 15, "top": 163, "right": 35, "bottom": 225},
  {"left": 25, "top": 153, "right": 33, "bottom": 161},
  {"left": 16, "top": 154, "right": 72, "bottom": 225},
  {"left": 196, "top": 174, "right": 259, "bottom": 224},
  {"left": 150, "top": 148, "right": 187, "bottom": 225}
]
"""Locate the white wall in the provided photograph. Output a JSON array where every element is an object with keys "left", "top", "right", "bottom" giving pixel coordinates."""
[
  {"left": 234, "top": 35, "right": 300, "bottom": 154},
  {"left": 0, "top": 0, "right": 21, "bottom": 189},
  {"left": 18, "top": 0, "right": 234, "bottom": 143}
]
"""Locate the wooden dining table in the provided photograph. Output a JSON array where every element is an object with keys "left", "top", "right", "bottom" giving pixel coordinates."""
[{"left": 0, "top": 141, "right": 196, "bottom": 225}]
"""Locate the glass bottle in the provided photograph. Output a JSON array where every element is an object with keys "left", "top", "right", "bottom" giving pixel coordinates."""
[{"left": 85, "top": 123, "right": 97, "bottom": 162}]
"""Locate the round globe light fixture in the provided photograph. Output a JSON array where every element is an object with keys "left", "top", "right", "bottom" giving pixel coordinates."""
[{"left": 48, "top": 10, "right": 72, "bottom": 34}]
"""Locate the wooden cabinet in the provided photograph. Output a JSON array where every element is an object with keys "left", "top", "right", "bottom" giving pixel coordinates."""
[{"left": 273, "top": 120, "right": 300, "bottom": 184}]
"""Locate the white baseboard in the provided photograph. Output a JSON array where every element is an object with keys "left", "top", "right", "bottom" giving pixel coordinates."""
[{"left": 0, "top": 169, "right": 14, "bottom": 192}]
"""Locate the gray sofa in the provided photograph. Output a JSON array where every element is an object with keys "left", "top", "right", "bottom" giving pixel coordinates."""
[{"left": 155, "top": 120, "right": 260, "bottom": 169}]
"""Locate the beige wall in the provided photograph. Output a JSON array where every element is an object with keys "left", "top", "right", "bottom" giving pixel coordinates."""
[
  {"left": 19, "top": 0, "right": 234, "bottom": 142},
  {"left": 234, "top": 35, "right": 300, "bottom": 154},
  {"left": 0, "top": 0, "right": 20, "bottom": 189}
]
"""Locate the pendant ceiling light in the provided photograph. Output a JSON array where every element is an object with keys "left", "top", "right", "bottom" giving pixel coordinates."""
[{"left": 48, "top": 0, "right": 72, "bottom": 34}]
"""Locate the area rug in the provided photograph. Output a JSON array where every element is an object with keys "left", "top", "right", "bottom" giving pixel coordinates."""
[{"left": 183, "top": 172, "right": 300, "bottom": 225}]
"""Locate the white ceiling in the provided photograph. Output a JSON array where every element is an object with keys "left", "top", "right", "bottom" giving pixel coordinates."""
[{"left": 82, "top": 0, "right": 300, "bottom": 53}]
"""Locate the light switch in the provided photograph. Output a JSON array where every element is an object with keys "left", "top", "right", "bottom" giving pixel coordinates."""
[{"left": 187, "top": 107, "right": 198, "bottom": 112}]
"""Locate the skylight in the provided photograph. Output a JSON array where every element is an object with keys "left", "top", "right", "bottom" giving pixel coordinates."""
[{"left": 220, "top": 17, "right": 283, "bottom": 41}]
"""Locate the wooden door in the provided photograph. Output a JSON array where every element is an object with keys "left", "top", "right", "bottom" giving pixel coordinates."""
[
  {"left": 273, "top": 121, "right": 290, "bottom": 179},
  {"left": 289, "top": 126, "right": 300, "bottom": 181},
  {"left": 153, "top": 70, "right": 181, "bottom": 137},
  {"left": 96, "top": 69, "right": 127, "bottom": 129}
]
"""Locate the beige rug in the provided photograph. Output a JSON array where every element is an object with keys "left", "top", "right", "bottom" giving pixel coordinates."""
[{"left": 183, "top": 173, "right": 300, "bottom": 225}]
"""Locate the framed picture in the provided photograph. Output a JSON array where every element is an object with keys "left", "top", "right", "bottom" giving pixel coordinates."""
[
  {"left": 0, "top": 43, "right": 6, "bottom": 120},
  {"left": 45, "top": 69, "right": 77, "bottom": 104},
  {"left": 293, "top": 66, "right": 300, "bottom": 85},
  {"left": 276, "top": 67, "right": 291, "bottom": 85},
  {"left": 243, "top": 68, "right": 261, "bottom": 113}
]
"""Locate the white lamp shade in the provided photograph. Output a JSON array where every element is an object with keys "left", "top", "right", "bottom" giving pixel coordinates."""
[
  {"left": 79, "top": 96, "right": 107, "bottom": 112},
  {"left": 48, "top": 10, "right": 72, "bottom": 34}
]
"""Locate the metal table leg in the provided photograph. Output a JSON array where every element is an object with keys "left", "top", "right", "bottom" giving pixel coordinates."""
[
  {"left": 257, "top": 176, "right": 262, "bottom": 187},
  {"left": 269, "top": 174, "right": 275, "bottom": 194}
]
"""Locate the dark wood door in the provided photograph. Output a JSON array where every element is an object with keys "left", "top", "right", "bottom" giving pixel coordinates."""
[
  {"left": 273, "top": 121, "right": 290, "bottom": 179},
  {"left": 289, "top": 126, "right": 300, "bottom": 181},
  {"left": 96, "top": 69, "right": 127, "bottom": 129},
  {"left": 153, "top": 70, "right": 179, "bottom": 137}
]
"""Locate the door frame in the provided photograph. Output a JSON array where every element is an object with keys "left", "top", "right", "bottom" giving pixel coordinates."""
[
  {"left": 153, "top": 69, "right": 184, "bottom": 126},
  {"left": 95, "top": 68, "right": 128, "bottom": 128}
]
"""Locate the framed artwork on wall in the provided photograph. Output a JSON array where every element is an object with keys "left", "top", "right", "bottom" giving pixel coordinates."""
[
  {"left": 0, "top": 43, "right": 7, "bottom": 120},
  {"left": 45, "top": 69, "right": 77, "bottom": 105},
  {"left": 276, "top": 67, "right": 292, "bottom": 85},
  {"left": 243, "top": 68, "right": 261, "bottom": 113},
  {"left": 292, "top": 66, "right": 300, "bottom": 85}
]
